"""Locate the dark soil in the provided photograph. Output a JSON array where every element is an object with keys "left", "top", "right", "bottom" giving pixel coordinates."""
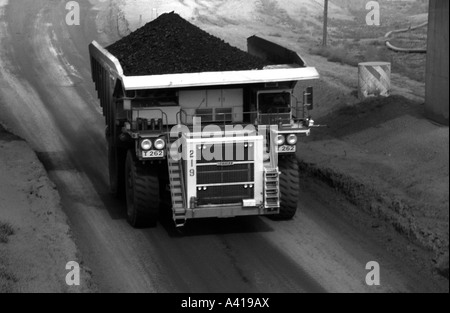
[{"left": 107, "top": 12, "right": 268, "bottom": 76}]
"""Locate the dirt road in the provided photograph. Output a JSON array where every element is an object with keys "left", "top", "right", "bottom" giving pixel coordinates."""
[{"left": 0, "top": 0, "right": 446, "bottom": 292}]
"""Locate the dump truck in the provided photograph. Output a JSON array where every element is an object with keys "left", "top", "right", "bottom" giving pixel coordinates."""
[{"left": 89, "top": 35, "right": 320, "bottom": 228}]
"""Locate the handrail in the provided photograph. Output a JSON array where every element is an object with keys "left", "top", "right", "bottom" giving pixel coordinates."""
[{"left": 176, "top": 109, "right": 308, "bottom": 128}]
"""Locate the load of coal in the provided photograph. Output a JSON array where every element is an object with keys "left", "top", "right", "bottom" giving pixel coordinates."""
[{"left": 106, "top": 12, "right": 268, "bottom": 76}]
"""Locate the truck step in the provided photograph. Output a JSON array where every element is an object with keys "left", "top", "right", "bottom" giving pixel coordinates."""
[
  {"left": 172, "top": 196, "right": 184, "bottom": 202},
  {"left": 264, "top": 168, "right": 281, "bottom": 208},
  {"left": 167, "top": 147, "right": 187, "bottom": 224}
]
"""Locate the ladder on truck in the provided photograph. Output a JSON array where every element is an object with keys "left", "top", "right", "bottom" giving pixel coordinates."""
[
  {"left": 264, "top": 168, "right": 280, "bottom": 208},
  {"left": 167, "top": 140, "right": 187, "bottom": 227}
]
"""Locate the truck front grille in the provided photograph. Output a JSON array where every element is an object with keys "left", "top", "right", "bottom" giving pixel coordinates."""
[
  {"left": 183, "top": 135, "right": 261, "bottom": 207},
  {"left": 197, "top": 164, "right": 254, "bottom": 185}
]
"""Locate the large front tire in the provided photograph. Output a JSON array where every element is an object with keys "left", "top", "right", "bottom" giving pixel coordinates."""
[
  {"left": 125, "top": 151, "right": 160, "bottom": 228},
  {"left": 275, "top": 156, "right": 300, "bottom": 220}
]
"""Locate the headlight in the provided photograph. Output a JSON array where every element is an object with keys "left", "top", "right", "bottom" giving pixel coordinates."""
[
  {"left": 154, "top": 138, "right": 166, "bottom": 150},
  {"left": 287, "top": 134, "right": 298, "bottom": 145},
  {"left": 276, "top": 135, "right": 285, "bottom": 146},
  {"left": 140, "top": 139, "right": 152, "bottom": 151}
]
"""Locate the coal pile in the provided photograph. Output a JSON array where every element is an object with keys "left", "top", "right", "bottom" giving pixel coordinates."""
[{"left": 106, "top": 12, "right": 268, "bottom": 76}]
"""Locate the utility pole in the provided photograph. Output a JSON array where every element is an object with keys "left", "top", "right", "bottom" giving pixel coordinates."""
[{"left": 323, "top": 0, "right": 329, "bottom": 47}]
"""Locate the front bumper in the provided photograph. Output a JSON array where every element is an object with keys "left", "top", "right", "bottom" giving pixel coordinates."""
[{"left": 184, "top": 205, "right": 279, "bottom": 219}]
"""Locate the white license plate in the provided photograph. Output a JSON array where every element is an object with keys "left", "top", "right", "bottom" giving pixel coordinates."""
[
  {"left": 142, "top": 150, "right": 164, "bottom": 158},
  {"left": 278, "top": 145, "right": 296, "bottom": 153}
]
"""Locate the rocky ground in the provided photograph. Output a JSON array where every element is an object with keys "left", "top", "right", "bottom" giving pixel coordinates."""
[{"left": 0, "top": 123, "right": 95, "bottom": 293}]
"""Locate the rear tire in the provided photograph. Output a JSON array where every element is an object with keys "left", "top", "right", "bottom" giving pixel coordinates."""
[
  {"left": 125, "top": 151, "right": 160, "bottom": 228},
  {"left": 274, "top": 156, "right": 299, "bottom": 220}
]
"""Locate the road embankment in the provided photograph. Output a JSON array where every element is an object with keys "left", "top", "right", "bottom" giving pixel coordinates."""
[
  {"left": 297, "top": 95, "right": 449, "bottom": 280},
  {"left": 0, "top": 123, "right": 96, "bottom": 292}
]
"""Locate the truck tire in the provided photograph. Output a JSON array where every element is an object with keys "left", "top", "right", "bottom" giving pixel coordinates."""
[
  {"left": 274, "top": 156, "right": 299, "bottom": 220},
  {"left": 108, "top": 136, "right": 126, "bottom": 199},
  {"left": 125, "top": 150, "right": 160, "bottom": 228}
]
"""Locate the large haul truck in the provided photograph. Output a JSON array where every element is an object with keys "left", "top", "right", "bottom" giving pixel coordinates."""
[{"left": 89, "top": 35, "right": 320, "bottom": 227}]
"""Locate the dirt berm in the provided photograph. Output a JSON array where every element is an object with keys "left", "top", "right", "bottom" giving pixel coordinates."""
[
  {"left": 0, "top": 123, "right": 95, "bottom": 293},
  {"left": 297, "top": 95, "right": 449, "bottom": 279},
  {"left": 107, "top": 12, "right": 268, "bottom": 76}
]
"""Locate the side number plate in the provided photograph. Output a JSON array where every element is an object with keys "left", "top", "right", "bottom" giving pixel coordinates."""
[
  {"left": 142, "top": 150, "right": 164, "bottom": 158},
  {"left": 278, "top": 145, "right": 296, "bottom": 153}
]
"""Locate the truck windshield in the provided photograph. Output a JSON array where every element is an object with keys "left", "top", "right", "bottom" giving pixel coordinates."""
[{"left": 258, "top": 92, "right": 291, "bottom": 114}]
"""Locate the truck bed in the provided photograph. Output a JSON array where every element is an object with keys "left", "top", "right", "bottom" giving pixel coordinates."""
[
  {"left": 89, "top": 36, "right": 320, "bottom": 116},
  {"left": 89, "top": 38, "right": 319, "bottom": 90}
]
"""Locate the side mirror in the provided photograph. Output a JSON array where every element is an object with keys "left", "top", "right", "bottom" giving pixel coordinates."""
[{"left": 304, "top": 87, "right": 313, "bottom": 111}]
